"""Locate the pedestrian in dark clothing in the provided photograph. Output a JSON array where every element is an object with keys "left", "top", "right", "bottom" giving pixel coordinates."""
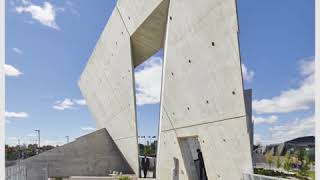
[
  {"left": 141, "top": 155, "right": 150, "bottom": 178},
  {"left": 197, "top": 149, "right": 207, "bottom": 180}
]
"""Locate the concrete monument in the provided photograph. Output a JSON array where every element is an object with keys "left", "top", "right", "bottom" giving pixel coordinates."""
[{"left": 79, "top": 0, "right": 253, "bottom": 179}]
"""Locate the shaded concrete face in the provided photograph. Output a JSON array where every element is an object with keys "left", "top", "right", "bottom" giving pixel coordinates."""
[
  {"left": 244, "top": 89, "right": 253, "bottom": 151},
  {"left": 18, "top": 129, "right": 133, "bottom": 180},
  {"left": 79, "top": 0, "right": 253, "bottom": 179},
  {"left": 118, "top": 0, "right": 170, "bottom": 66}
]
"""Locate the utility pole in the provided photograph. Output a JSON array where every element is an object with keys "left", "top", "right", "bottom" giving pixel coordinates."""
[
  {"left": 65, "top": 136, "right": 69, "bottom": 143},
  {"left": 35, "top": 130, "right": 40, "bottom": 148}
]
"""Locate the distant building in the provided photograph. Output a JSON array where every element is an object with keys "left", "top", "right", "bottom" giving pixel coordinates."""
[{"left": 264, "top": 136, "right": 314, "bottom": 157}]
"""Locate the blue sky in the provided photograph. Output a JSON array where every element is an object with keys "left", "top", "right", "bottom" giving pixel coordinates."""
[{"left": 5, "top": 0, "right": 314, "bottom": 146}]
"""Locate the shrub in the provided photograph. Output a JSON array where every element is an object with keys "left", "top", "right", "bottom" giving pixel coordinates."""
[
  {"left": 265, "top": 152, "right": 273, "bottom": 168},
  {"left": 284, "top": 152, "right": 292, "bottom": 171},
  {"left": 119, "top": 176, "right": 131, "bottom": 180},
  {"left": 275, "top": 154, "right": 281, "bottom": 168}
]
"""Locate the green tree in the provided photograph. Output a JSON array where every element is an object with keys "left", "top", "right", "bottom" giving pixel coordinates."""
[
  {"left": 275, "top": 153, "right": 281, "bottom": 169},
  {"left": 284, "top": 152, "right": 292, "bottom": 171},
  {"left": 138, "top": 144, "right": 144, "bottom": 155},
  {"left": 266, "top": 152, "right": 273, "bottom": 168},
  {"left": 299, "top": 161, "right": 310, "bottom": 176},
  {"left": 298, "top": 149, "right": 306, "bottom": 165},
  {"left": 298, "top": 151, "right": 311, "bottom": 176}
]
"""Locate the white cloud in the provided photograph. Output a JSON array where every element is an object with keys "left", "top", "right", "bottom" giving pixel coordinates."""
[
  {"left": 41, "top": 139, "right": 65, "bottom": 146},
  {"left": 53, "top": 98, "right": 74, "bottom": 110},
  {"left": 5, "top": 111, "right": 29, "bottom": 118},
  {"left": 12, "top": 47, "right": 23, "bottom": 54},
  {"left": 81, "top": 126, "right": 96, "bottom": 131},
  {"left": 4, "top": 64, "right": 23, "bottom": 77},
  {"left": 253, "top": 115, "right": 278, "bottom": 124},
  {"left": 66, "top": 1, "right": 79, "bottom": 16},
  {"left": 16, "top": 1, "right": 60, "bottom": 30},
  {"left": 268, "top": 115, "right": 314, "bottom": 144},
  {"left": 253, "top": 58, "right": 314, "bottom": 114},
  {"left": 254, "top": 134, "right": 262, "bottom": 145},
  {"left": 6, "top": 133, "right": 66, "bottom": 146},
  {"left": 253, "top": 115, "right": 314, "bottom": 145},
  {"left": 135, "top": 56, "right": 163, "bottom": 106},
  {"left": 53, "top": 98, "right": 86, "bottom": 110},
  {"left": 299, "top": 57, "right": 314, "bottom": 76},
  {"left": 6, "top": 137, "right": 18, "bottom": 145},
  {"left": 74, "top": 99, "right": 86, "bottom": 105},
  {"left": 27, "top": 133, "right": 36, "bottom": 137},
  {"left": 8, "top": 136, "right": 18, "bottom": 140},
  {"left": 241, "top": 64, "right": 254, "bottom": 82}
]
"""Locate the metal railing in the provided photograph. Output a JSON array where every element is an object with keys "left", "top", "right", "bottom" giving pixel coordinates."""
[{"left": 5, "top": 164, "right": 27, "bottom": 180}]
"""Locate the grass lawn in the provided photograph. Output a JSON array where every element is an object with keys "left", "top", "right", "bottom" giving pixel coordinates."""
[{"left": 309, "top": 171, "right": 315, "bottom": 180}]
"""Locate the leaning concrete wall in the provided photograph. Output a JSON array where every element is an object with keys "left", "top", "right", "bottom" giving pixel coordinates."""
[
  {"left": 157, "top": 0, "right": 253, "bottom": 179},
  {"left": 79, "top": 7, "right": 139, "bottom": 174},
  {"left": 79, "top": 0, "right": 253, "bottom": 179},
  {"left": 79, "top": 0, "right": 170, "bottom": 175},
  {"left": 17, "top": 129, "right": 133, "bottom": 180}
]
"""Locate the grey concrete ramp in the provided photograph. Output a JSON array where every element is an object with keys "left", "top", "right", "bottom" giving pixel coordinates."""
[{"left": 17, "top": 128, "right": 134, "bottom": 180}]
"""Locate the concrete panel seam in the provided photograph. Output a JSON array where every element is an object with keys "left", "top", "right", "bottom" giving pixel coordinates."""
[
  {"left": 163, "top": 106, "right": 176, "bottom": 131},
  {"left": 161, "top": 114, "right": 247, "bottom": 132},
  {"left": 115, "top": 6, "right": 131, "bottom": 37}
]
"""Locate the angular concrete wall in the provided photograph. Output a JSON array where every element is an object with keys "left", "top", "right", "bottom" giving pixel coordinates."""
[
  {"left": 79, "top": 0, "right": 253, "bottom": 179},
  {"left": 79, "top": 7, "right": 139, "bottom": 174},
  {"left": 79, "top": 1, "right": 169, "bottom": 175},
  {"left": 157, "top": 0, "right": 253, "bottom": 179},
  {"left": 17, "top": 129, "right": 133, "bottom": 180}
]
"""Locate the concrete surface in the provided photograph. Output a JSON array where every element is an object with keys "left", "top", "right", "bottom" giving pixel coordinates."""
[
  {"left": 79, "top": 0, "right": 253, "bottom": 179},
  {"left": 117, "top": 0, "right": 169, "bottom": 67},
  {"left": 79, "top": 0, "right": 171, "bottom": 175},
  {"left": 157, "top": 0, "right": 253, "bottom": 179},
  {"left": 10, "top": 129, "right": 133, "bottom": 180},
  {"left": 79, "top": 7, "right": 139, "bottom": 174}
]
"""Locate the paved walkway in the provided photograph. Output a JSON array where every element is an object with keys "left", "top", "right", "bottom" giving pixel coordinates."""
[{"left": 139, "top": 170, "right": 155, "bottom": 178}]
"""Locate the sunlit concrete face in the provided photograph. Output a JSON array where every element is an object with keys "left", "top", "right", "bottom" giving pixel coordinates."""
[
  {"left": 79, "top": 0, "right": 168, "bottom": 174},
  {"left": 79, "top": 0, "right": 253, "bottom": 179}
]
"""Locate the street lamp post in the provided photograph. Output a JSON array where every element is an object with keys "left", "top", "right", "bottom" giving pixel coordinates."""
[{"left": 34, "top": 130, "right": 40, "bottom": 148}]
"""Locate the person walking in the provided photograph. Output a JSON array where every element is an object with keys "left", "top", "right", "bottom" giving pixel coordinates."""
[
  {"left": 141, "top": 155, "right": 150, "bottom": 178},
  {"left": 197, "top": 149, "right": 207, "bottom": 180}
]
